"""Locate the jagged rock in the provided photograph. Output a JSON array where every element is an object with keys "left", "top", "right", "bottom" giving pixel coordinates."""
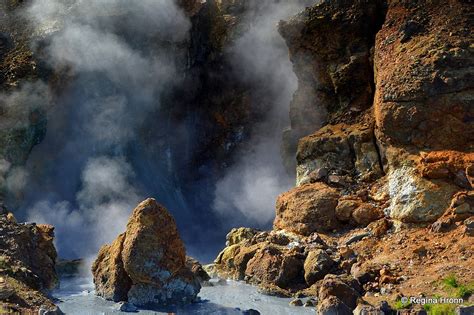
[
  {"left": 92, "top": 234, "right": 132, "bottom": 302},
  {"left": 92, "top": 199, "right": 200, "bottom": 307},
  {"left": 274, "top": 183, "right": 339, "bottom": 235},
  {"left": 0, "top": 215, "right": 58, "bottom": 290},
  {"left": 303, "top": 249, "right": 335, "bottom": 286},
  {"left": 374, "top": 2, "right": 473, "bottom": 152},
  {"left": 289, "top": 298, "right": 303, "bottom": 307},
  {"left": 226, "top": 227, "right": 259, "bottom": 246},
  {"left": 367, "top": 218, "right": 391, "bottom": 237},
  {"left": 354, "top": 301, "right": 393, "bottom": 315},
  {"left": 278, "top": 0, "right": 387, "bottom": 171},
  {"left": 296, "top": 124, "right": 382, "bottom": 187},
  {"left": 351, "top": 263, "right": 380, "bottom": 285}
]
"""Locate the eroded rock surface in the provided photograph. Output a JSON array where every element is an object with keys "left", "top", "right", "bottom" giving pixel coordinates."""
[
  {"left": 0, "top": 212, "right": 59, "bottom": 313},
  {"left": 92, "top": 198, "right": 201, "bottom": 308}
]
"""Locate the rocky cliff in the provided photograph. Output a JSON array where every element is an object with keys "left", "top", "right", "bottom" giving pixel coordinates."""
[{"left": 213, "top": 0, "right": 473, "bottom": 313}]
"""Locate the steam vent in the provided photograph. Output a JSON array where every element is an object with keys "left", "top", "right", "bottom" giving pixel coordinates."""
[{"left": 0, "top": 0, "right": 473, "bottom": 314}]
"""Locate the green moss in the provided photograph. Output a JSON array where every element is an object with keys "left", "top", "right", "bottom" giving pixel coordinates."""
[
  {"left": 394, "top": 299, "right": 412, "bottom": 310},
  {"left": 423, "top": 304, "right": 457, "bottom": 315}
]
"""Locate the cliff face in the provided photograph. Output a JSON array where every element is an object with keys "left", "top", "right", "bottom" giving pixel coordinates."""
[{"left": 213, "top": 0, "right": 473, "bottom": 312}]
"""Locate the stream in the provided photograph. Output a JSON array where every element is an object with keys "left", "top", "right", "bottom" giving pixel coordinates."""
[{"left": 53, "top": 278, "right": 316, "bottom": 315}]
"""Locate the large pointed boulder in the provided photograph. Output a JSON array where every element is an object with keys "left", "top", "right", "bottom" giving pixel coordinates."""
[{"left": 92, "top": 198, "right": 200, "bottom": 308}]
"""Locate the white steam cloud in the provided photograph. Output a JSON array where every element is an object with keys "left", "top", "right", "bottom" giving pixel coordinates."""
[
  {"left": 28, "top": 156, "right": 141, "bottom": 258},
  {"left": 20, "top": 0, "right": 191, "bottom": 259},
  {"left": 213, "top": 1, "right": 316, "bottom": 224}
]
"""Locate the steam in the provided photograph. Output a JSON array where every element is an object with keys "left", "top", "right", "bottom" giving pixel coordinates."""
[
  {"left": 28, "top": 156, "right": 141, "bottom": 258},
  {"left": 213, "top": 1, "right": 315, "bottom": 224},
  {"left": 18, "top": 0, "right": 191, "bottom": 259}
]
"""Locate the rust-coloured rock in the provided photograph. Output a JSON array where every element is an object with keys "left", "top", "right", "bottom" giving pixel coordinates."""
[
  {"left": 274, "top": 183, "right": 340, "bottom": 235},
  {"left": 92, "top": 199, "right": 200, "bottom": 306}
]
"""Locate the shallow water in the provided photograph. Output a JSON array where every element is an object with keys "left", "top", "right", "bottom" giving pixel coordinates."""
[{"left": 54, "top": 278, "right": 315, "bottom": 315}]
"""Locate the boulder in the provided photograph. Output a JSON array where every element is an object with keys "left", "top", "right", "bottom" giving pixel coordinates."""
[
  {"left": 92, "top": 198, "right": 200, "bottom": 307},
  {"left": 387, "top": 165, "right": 457, "bottom": 223},
  {"left": 245, "top": 246, "right": 304, "bottom": 289},
  {"left": 352, "top": 204, "right": 383, "bottom": 226},
  {"left": 274, "top": 183, "right": 340, "bottom": 235},
  {"left": 303, "top": 249, "right": 335, "bottom": 286},
  {"left": 317, "top": 296, "right": 352, "bottom": 315},
  {"left": 319, "top": 275, "right": 361, "bottom": 310}
]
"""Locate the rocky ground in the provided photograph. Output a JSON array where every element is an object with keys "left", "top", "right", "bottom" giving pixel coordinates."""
[{"left": 0, "top": 0, "right": 473, "bottom": 314}]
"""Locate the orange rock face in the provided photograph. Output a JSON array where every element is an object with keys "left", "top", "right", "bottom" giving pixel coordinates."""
[
  {"left": 92, "top": 199, "right": 200, "bottom": 307},
  {"left": 274, "top": 183, "right": 340, "bottom": 235},
  {"left": 373, "top": 1, "right": 473, "bottom": 151}
]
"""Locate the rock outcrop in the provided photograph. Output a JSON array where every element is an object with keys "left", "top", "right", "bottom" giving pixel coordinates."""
[
  {"left": 212, "top": 0, "right": 473, "bottom": 313},
  {"left": 92, "top": 198, "right": 201, "bottom": 308},
  {"left": 0, "top": 212, "right": 60, "bottom": 313}
]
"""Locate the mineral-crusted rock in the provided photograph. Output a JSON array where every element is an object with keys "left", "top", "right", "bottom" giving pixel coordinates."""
[
  {"left": 387, "top": 166, "right": 457, "bottom": 223},
  {"left": 92, "top": 198, "right": 200, "bottom": 307},
  {"left": 225, "top": 227, "right": 259, "bottom": 246},
  {"left": 274, "top": 183, "right": 339, "bottom": 235},
  {"left": 92, "top": 234, "right": 132, "bottom": 302},
  {"left": 296, "top": 123, "right": 382, "bottom": 186}
]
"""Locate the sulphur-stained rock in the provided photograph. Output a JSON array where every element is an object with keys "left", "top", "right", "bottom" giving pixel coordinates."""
[
  {"left": 303, "top": 249, "right": 335, "bottom": 286},
  {"left": 0, "top": 214, "right": 59, "bottom": 312},
  {"left": 387, "top": 165, "right": 458, "bottom": 223},
  {"left": 185, "top": 257, "right": 210, "bottom": 283},
  {"left": 226, "top": 227, "right": 259, "bottom": 246},
  {"left": 0, "top": 215, "right": 58, "bottom": 291},
  {"left": 92, "top": 198, "right": 200, "bottom": 307},
  {"left": 274, "top": 183, "right": 340, "bottom": 235}
]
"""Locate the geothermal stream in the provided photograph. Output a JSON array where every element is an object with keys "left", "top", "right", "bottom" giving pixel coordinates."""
[{"left": 54, "top": 277, "right": 315, "bottom": 314}]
